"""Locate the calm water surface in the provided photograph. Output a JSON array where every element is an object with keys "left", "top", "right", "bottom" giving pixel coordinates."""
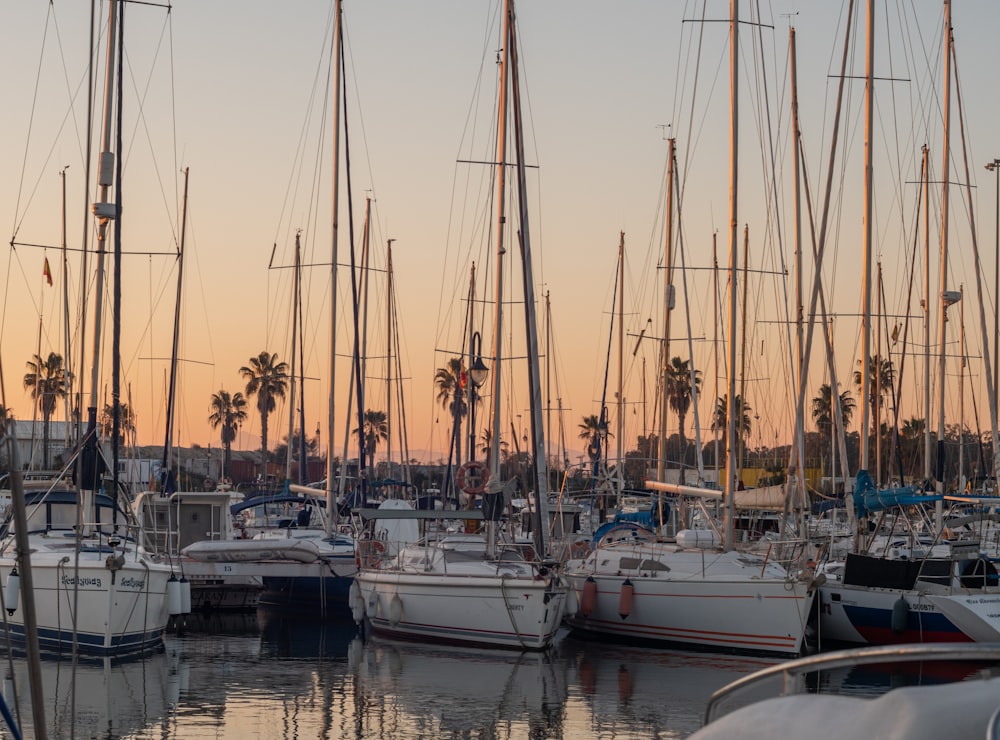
[{"left": 0, "top": 612, "right": 786, "bottom": 739}]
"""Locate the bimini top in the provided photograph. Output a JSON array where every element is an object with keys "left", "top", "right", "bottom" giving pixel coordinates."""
[
  {"left": 230, "top": 494, "right": 326, "bottom": 516},
  {"left": 852, "top": 469, "right": 941, "bottom": 517}
]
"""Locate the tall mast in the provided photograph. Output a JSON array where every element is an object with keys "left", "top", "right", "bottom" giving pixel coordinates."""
[
  {"left": 507, "top": 0, "right": 550, "bottom": 551},
  {"left": 723, "top": 0, "right": 738, "bottom": 550},
  {"left": 386, "top": 238, "right": 395, "bottom": 474},
  {"left": 325, "top": 0, "right": 343, "bottom": 535},
  {"left": 87, "top": 0, "right": 119, "bottom": 440},
  {"left": 860, "top": 0, "right": 874, "bottom": 474},
  {"left": 60, "top": 167, "right": 73, "bottom": 444},
  {"left": 359, "top": 197, "right": 372, "bottom": 463},
  {"left": 162, "top": 167, "right": 189, "bottom": 479},
  {"left": 616, "top": 232, "right": 624, "bottom": 497},
  {"left": 545, "top": 290, "right": 552, "bottom": 479},
  {"left": 959, "top": 286, "right": 965, "bottom": 487},
  {"left": 935, "top": 0, "right": 953, "bottom": 527},
  {"left": 789, "top": 26, "right": 807, "bottom": 523},
  {"left": 923, "top": 145, "right": 931, "bottom": 484},
  {"left": 285, "top": 232, "right": 300, "bottom": 482},
  {"left": 657, "top": 138, "right": 676, "bottom": 484},
  {"left": 465, "top": 264, "right": 477, "bottom": 464},
  {"left": 487, "top": 0, "right": 510, "bottom": 485}
]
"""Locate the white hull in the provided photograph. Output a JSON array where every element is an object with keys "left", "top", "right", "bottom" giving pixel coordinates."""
[
  {"left": 354, "top": 536, "right": 566, "bottom": 650},
  {"left": 355, "top": 570, "right": 566, "bottom": 650},
  {"left": 926, "top": 592, "right": 1000, "bottom": 641},
  {"left": 818, "top": 582, "right": 1000, "bottom": 645},
  {"left": 564, "top": 542, "right": 815, "bottom": 656},
  {"left": 0, "top": 550, "right": 171, "bottom": 655}
]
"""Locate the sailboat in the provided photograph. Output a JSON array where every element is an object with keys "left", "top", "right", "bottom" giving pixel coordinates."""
[
  {"left": 0, "top": 0, "right": 172, "bottom": 655},
  {"left": 814, "top": 0, "right": 1000, "bottom": 648},
  {"left": 562, "top": 2, "right": 817, "bottom": 657},
  {"left": 352, "top": 0, "right": 567, "bottom": 650}
]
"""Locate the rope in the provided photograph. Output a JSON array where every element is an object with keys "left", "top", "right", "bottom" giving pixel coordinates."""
[{"left": 498, "top": 572, "right": 529, "bottom": 650}]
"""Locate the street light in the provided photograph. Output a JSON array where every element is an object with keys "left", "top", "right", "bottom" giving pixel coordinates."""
[
  {"left": 987, "top": 159, "right": 1000, "bottom": 434},
  {"left": 468, "top": 331, "right": 489, "bottom": 462}
]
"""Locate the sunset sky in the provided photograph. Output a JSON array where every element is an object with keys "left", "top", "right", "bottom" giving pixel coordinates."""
[{"left": 2, "top": 1, "right": 999, "bottom": 473}]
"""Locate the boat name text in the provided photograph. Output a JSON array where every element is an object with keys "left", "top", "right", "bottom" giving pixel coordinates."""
[{"left": 61, "top": 575, "right": 102, "bottom": 588}]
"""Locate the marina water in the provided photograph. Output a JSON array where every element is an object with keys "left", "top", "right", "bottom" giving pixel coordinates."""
[
  {"left": 1, "top": 610, "right": 777, "bottom": 739},
  {"left": 8, "top": 610, "right": 974, "bottom": 739}
]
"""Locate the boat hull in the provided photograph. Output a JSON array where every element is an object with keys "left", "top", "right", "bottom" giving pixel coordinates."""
[
  {"left": 817, "top": 583, "right": 1000, "bottom": 645},
  {"left": 355, "top": 570, "right": 567, "bottom": 650},
  {"left": 563, "top": 546, "right": 815, "bottom": 656},
  {"left": 258, "top": 571, "right": 355, "bottom": 617},
  {"left": 0, "top": 553, "right": 171, "bottom": 655}
]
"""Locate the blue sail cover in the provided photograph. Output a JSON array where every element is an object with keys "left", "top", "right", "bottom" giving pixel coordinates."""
[{"left": 852, "top": 469, "right": 941, "bottom": 517}]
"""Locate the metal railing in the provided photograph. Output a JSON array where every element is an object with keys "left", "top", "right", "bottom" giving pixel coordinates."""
[{"left": 703, "top": 642, "right": 1000, "bottom": 726}]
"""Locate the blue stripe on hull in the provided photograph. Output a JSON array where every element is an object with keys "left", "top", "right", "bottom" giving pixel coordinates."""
[
  {"left": 0, "top": 623, "right": 164, "bottom": 656},
  {"left": 843, "top": 605, "right": 971, "bottom": 644}
]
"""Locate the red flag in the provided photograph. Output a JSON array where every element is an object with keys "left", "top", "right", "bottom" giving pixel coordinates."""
[
  {"left": 43, "top": 258, "right": 53, "bottom": 287},
  {"left": 459, "top": 368, "right": 468, "bottom": 390}
]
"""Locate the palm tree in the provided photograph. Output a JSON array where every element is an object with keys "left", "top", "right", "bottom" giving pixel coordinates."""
[
  {"left": 811, "top": 383, "right": 855, "bottom": 441},
  {"left": 853, "top": 355, "right": 894, "bottom": 466},
  {"left": 208, "top": 389, "right": 248, "bottom": 479},
  {"left": 354, "top": 409, "right": 388, "bottom": 469},
  {"left": 100, "top": 401, "right": 137, "bottom": 448},
  {"left": 899, "top": 416, "right": 927, "bottom": 480},
  {"left": 435, "top": 357, "right": 468, "bottom": 467},
  {"left": 853, "top": 356, "right": 894, "bottom": 427},
  {"left": 665, "top": 356, "right": 702, "bottom": 465},
  {"left": 710, "top": 393, "right": 752, "bottom": 450},
  {"left": 479, "top": 427, "right": 508, "bottom": 465},
  {"left": 239, "top": 351, "right": 288, "bottom": 479},
  {"left": 811, "top": 383, "right": 855, "bottom": 478},
  {"left": 23, "top": 352, "right": 67, "bottom": 469},
  {"left": 578, "top": 414, "right": 608, "bottom": 463}
]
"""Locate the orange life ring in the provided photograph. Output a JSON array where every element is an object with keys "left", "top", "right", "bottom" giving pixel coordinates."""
[
  {"left": 356, "top": 540, "right": 386, "bottom": 569},
  {"left": 456, "top": 460, "right": 488, "bottom": 495}
]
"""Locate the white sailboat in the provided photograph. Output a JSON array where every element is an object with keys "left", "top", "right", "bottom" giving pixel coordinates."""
[
  {"left": 562, "top": 1, "right": 817, "bottom": 657},
  {"left": 352, "top": 0, "right": 567, "bottom": 651},
  {"left": 0, "top": 0, "right": 171, "bottom": 655},
  {"left": 814, "top": 0, "right": 1000, "bottom": 648}
]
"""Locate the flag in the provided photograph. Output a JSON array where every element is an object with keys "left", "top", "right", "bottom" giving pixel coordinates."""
[
  {"left": 43, "top": 257, "right": 53, "bottom": 287},
  {"left": 459, "top": 367, "right": 468, "bottom": 390}
]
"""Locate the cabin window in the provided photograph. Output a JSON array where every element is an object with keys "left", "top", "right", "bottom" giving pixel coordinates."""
[{"left": 619, "top": 556, "right": 669, "bottom": 572}]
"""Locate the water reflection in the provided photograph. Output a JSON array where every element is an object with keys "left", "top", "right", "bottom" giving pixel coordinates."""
[
  {"left": 0, "top": 614, "right": 785, "bottom": 738},
  {"left": 257, "top": 607, "right": 360, "bottom": 659},
  {"left": 353, "top": 636, "right": 568, "bottom": 737},
  {"left": 2, "top": 646, "right": 174, "bottom": 739},
  {"left": 560, "top": 635, "right": 779, "bottom": 738},
  {"left": 811, "top": 657, "right": 1000, "bottom": 696}
]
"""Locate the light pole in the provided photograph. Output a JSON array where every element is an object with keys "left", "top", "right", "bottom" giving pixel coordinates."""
[
  {"left": 467, "top": 331, "right": 489, "bottom": 463},
  {"left": 987, "top": 159, "right": 1000, "bottom": 455}
]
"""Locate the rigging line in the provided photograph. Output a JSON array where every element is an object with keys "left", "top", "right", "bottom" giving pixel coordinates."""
[
  {"left": 675, "top": 0, "right": 709, "bottom": 196},
  {"left": 748, "top": 0, "right": 798, "bottom": 450},
  {"left": 590, "top": 245, "right": 621, "bottom": 492},
  {"left": 890, "top": 153, "right": 925, "bottom": 479},
  {"left": 120, "top": 8, "right": 178, "bottom": 248},
  {"left": 343, "top": 24, "right": 383, "bottom": 245},
  {"left": 433, "top": 5, "right": 500, "bottom": 357},
  {"left": 269, "top": 0, "right": 336, "bottom": 264},
  {"left": 340, "top": 19, "right": 368, "bottom": 495},
  {"left": 10, "top": 5, "right": 56, "bottom": 243},
  {"left": 672, "top": 156, "right": 705, "bottom": 479},
  {"left": 878, "top": 260, "right": 904, "bottom": 483},
  {"left": 951, "top": 38, "right": 1000, "bottom": 475}
]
